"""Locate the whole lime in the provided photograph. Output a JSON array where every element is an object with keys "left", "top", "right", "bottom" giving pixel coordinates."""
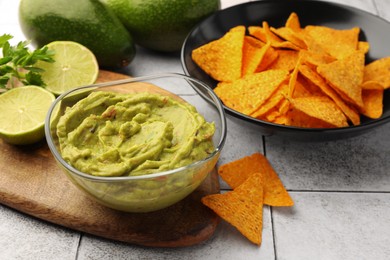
[
  {"left": 19, "top": 0, "right": 136, "bottom": 68},
  {"left": 102, "top": 0, "right": 220, "bottom": 52}
]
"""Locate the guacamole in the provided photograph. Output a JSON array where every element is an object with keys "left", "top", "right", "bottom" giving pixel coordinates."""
[{"left": 56, "top": 91, "right": 215, "bottom": 177}]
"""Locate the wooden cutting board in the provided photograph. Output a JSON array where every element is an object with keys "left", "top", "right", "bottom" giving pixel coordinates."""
[{"left": 0, "top": 70, "right": 220, "bottom": 247}]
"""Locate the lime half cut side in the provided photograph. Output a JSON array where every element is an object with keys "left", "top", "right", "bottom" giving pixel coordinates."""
[
  {"left": 37, "top": 41, "right": 99, "bottom": 95},
  {"left": 0, "top": 86, "right": 55, "bottom": 145}
]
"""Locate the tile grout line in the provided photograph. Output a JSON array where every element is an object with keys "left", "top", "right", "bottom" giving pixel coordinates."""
[
  {"left": 287, "top": 190, "right": 390, "bottom": 194},
  {"left": 270, "top": 207, "right": 278, "bottom": 260},
  {"left": 218, "top": 189, "right": 390, "bottom": 193},
  {"left": 263, "top": 135, "right": 278, "bottom": 260},
  {"left": 372, "top": 0, "right": 379, "bottom": 16},
  {"left": 74, "top": 233, "right": 83, "bottom": 260}
]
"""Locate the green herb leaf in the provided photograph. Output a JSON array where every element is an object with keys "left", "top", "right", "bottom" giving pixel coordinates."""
[
  {"left": 0, "top": 34, "right": 13, "bottom": 47},
  {"left": 23, "top": 71, "right": 46, "bottom": 86},
  {"left": 0, "top": 34, "right": 55, "bottom": 91}
]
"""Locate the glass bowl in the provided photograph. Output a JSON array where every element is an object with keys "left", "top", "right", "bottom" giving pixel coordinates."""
[{"left": 45, "top": 73, "right": 226, "bottom": 213}]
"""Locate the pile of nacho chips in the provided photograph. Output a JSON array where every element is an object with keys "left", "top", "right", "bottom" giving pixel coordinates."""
[
  {"left": 201, "top": 153, "right": 293, "bottom": 245},
  {"left": 192, "top": 12, "right": 389, "bottom": 128}
]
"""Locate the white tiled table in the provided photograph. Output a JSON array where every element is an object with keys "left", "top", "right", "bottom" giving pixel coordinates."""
[{"left": 1, "top": 0, "right": 389, "bottom": 259}]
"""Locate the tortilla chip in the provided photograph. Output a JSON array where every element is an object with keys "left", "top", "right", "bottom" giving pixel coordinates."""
[
  {"left": 201, "top": 172, "right": 264, "bottom": 245},
  {"left": 260, "top": 156, "right": 294, "bottom": 207},
  {"left": 358, "top": 41, "right": 370, "bottom": 54},
  {"left": 242, "top": 37, "right": 270, "bottom": 76},
  {"left": 271, "top": 41, "right": 301, "bottom": 51},
  {"left": 251, "top": 84, "right": 289, "bottom": 118},
  {"left": 263, "top": 21, "right": 300, "bottom": 50},
  {"left": 290, "top": 96, "right": 349, "bottom": 127},
  {"left": 262, "top": 21, "right": 283, "bottom": 43},
  {"left": 271, "top": 27, "right": 307, "bottom": 49},
  {"left": 288, "top": 56, "right": 302, "bottom": 97},
  {"left": 191, "top": 26, "right": 245, "bottom": 82},
  {"left": 299, "top": 64, "right": 361, "bottom": 125},
  {"left": 248, "top": 26, "right": 267, "bottom": 42},
  {"left": 317, "top": 51, "right": 365, "bottom": 109},
  {"left": 293, "top": 80, "right": 313, "bottom": 98},
  {"left": 218, "top": 153, "right": 294, "bottom": 207},
  {"left": 293, "top": 75, "right": 322, "bottom": 97},
  {"left": 360, "top": 81, "right": 384, "bottom": 119},
  {"left": 300, "top": 49, "right": 336, "bottom": 67},
  {"left": 270, "top": 113, "right": 288, "bottom": 125},
  {"left": 256, "top": 46, "right": 279, "bottom": 72},
  {"left": 363, "top": 56, "right": 390, "bottom": 89},
  {"left": 303, "top": 32, "right": 329, "bottom": 56},
  {"left": 304, "top": 26, "right": 360, "bottom": 59},
  {"left": 278, "top": 98, "right": 292, "bottom": 116},
  {"left": 285, "top": 12, "right": 302, "bottom": 32},
  {"left": 267, "top": 50, "right": 300, "bottom": 71},
  {"left": 214, "top": 70, "right": 289, "bottom": 115},
  {"left": 284, "top": 107, "right": 336, "bottom": 128},
  {"left": 361, "top": 80, "right": 384, "bottom": 90},
  {"left": 275, "top": 57, "right": 302, "bottom": 115},
  {"left": 218, "top": 153, "right": 265, "bottom": 189}
]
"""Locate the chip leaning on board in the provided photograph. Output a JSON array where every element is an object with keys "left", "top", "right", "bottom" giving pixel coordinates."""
[{"left": 191, "top": 12, "right": 389, "bottom": 128}]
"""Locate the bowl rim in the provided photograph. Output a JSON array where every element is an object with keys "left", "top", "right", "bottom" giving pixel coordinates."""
[{"left": 45, "top": 72, "right": 227, "bottom": 182}]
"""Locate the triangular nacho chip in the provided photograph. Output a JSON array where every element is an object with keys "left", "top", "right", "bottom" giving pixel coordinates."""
[
  {"left": 299, "top": 64, "right": 361, "bottom": 125},
  {"left": 290, "top": 96, "right": 348, "bottom": 127},
  {"left": 218, "top": 153, "right": 294, "bottom": 207},
  {"left": 271, "top": 27, "right": 307, "bottom": 49},
  {"left": 267, "top": 49, "right": 300, "bottom": 71},
  {"left": 300, "top": 49, "right": 336, "bottom": 67},
  {"left": 358, "top": 41, "right": 370, "bottom": 54},
  {"left": 361, "top": 80, "right": 384, "bottom": 90},
  {"left": 260, "top": 156, "right": 294, "bottom": 207},
  {"left": 242, "top": 37, "right": 270, "bottom": 76},
  {"left": 201, "top": 172, "right": 264, "bottom": 245},
  {"left": 296, "top": 74, "right": 325, "bottom": 97},
  {"left": 285, "top": 12, "right": 302, "bottom": 32},
  {"left": 360, "top": 81, "right": 384, "bottom": 119},
  {"left": 256, "top": 46, "right": 279, "bottom": 72},
  {"left": 248, "top": 26, "right": 267, "bottom": 42},
  {"left": 263, "top": 21, "right": 300, "bottom": 50},
  {"left": 288, "top": 55, "right": 302, "bottom": 97},
  {"left": 291, "top": 74, "right": 321, "bottom": 97},
  {"left": 304, "top": 26, "right": 360, "bottom": 59},
  {"left": 214, "top": 70, "right": 289, "bottom": 115},
  {"left": 218, "top": 153, "right": 265, "bottom": 189},
  {"left": 191, "top": 26, "right": 245, "bottom": 82},
  {"left": 363, "top": 56, "right": 390, "bottom": 89},
  {"left": 251, "top": 83, "right": 289, "bottom": 118},
  {"left": 317, "top": 51, "right": 365, "bottom": 109},
  {"left": 284, "top": 107, "right": 336, "bottom": 128}
]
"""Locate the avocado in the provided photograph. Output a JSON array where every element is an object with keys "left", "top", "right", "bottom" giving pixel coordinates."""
[
  {"left": 19, "top": 0, "right": 136, "bottom": 68},
  {"left": 102, "top": 0, "right": 220, "bottom": 52}
]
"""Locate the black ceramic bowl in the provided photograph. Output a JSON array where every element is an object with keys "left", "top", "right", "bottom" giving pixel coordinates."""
[{"left": 181, "top": 0, "right": 390, "bottom": 141}]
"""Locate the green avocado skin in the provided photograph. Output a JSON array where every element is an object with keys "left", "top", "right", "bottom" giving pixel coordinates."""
[
  {"left": 102, "top": 0, "right": 220, "bottom": 52},
  {"left": 19, "top": 0, "right": 136, "bottom": 68}
]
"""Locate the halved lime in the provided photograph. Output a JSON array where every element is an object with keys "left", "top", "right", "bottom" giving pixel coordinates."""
[
  {"left": 37, "top": 41, "right": 99, "bottom": 95},
  {"left": 0, "top": 86, "right": 55, "bottom": 145}
]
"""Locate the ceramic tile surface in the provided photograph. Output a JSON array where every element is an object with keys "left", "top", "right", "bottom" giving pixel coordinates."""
[
  {"left": 77, "top": 204, "right": 274, "bottom": 260},
  {"left": 273, "top": 192, "right": 390, "bottom": 260},
  {"left": 0, "top": 205, "right": 79, "bottom": 260},
  {"left": 0, "top": 0, "right": 389, "bottom": 259},
  {"left": 265, "top": 124, "right": 390, "bottom": 191}
]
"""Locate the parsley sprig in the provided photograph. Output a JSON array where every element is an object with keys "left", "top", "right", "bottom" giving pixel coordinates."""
[{"left": 0, "top": 34, "right": 55, "bottom": 90}]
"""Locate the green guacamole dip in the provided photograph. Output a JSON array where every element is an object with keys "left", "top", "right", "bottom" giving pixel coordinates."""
[{"left": 56, "top": 91, "right": 215, "bottom": 177}]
